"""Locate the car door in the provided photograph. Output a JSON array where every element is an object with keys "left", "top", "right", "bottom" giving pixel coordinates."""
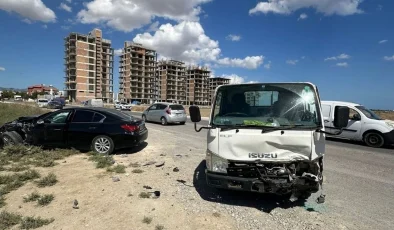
[
  {"left": 321, "top": 103, "right": 333, "bottom": 134},
  {"left": 336, "top": 106, "right": 362, "bottom": 140},
  {"left": 36, "top": 109, "right": 73, "bottom": 147},
  {"left": 146, "top": 104, "right": 157, "bottom": 121},
  {"left": 67, "top": 110, "right": 104, "bottom": 149}
]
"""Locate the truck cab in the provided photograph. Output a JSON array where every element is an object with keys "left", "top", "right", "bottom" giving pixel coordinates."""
[
  {"left": 190, "top": 82, "right": 350, "bottom": 202},
  {"left": 321, "top": 101, "right": 394, "bottom": 148}
]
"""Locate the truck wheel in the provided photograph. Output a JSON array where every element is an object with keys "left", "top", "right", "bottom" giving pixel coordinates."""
[
  {"left": 364, "top": 132, "right": 384, "bottom": 148},
  {"left": 91, "top": 135, "right": 115, "bottom": 155},
  {"left": 2, "top": 131, "right": 23, "bottom": 146}
]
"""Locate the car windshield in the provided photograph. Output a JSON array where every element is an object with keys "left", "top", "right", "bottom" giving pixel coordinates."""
[
  {"left": 211, "top": 83, "right": 321, "bottom": 128},
  {"left": 355, "top": 106, "right": 382, "bottom": 120}
]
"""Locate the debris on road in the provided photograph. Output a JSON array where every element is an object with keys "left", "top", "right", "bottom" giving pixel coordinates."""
[
  {"left": 112, "top": 176, "right": 120, "bottom": 182},
  {"left": 155, "top": 161, "right": 165, "bottom": 167},
  {"left": 143, "top": 161, "right": 156, "bottom": 166},
  {"left": 143, "top": 185, "right": 152, "bottom": 189},
  {"left": 120, "top": 154, "right": 128, "bottom": 158},
  {"left": 173, "top": 167, "right": 179, "bottom": 172},
  {"left": 73, "top": 199, "right": 79, "bottom": 209},
  {"left": 160, "top": 154, "right": 166, "bottom": 156}
]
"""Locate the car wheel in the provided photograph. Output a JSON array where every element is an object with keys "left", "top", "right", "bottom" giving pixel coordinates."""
[
  {"left": 364, "top": 132, "right": 385, "bottom": 148},
  {"left": 142, "top": 115, "right": 147, "bottom": 122},
  {"left": 91, "top": 135, "right": 115, "bottom": 155},
  {"left": 161, "top": 117, "right": 168, "bottom": 126},
  {"left": 2, "top": 131, "right": 23, "bottom": 146},
  {"left": 180, "top": 122, "right": 186, "bottom": 125}
]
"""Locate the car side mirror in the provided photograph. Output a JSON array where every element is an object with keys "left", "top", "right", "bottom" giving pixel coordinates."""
[
  {"left": 189, "top": 105, "right": 201, "bottom": 123},
  {"left": 334, "top": 106, "right": 350, "bottom": 128},
  {"left": 36, "top": 119, "right": 45, "bottom": 125}
]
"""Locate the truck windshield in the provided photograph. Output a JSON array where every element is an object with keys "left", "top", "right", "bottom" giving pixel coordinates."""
[
  {"left": 211, "top": 83, "right": 321, "bottom": 128},
  {"left": 355, "top": 106, "right": 382, "bottom": 120}
]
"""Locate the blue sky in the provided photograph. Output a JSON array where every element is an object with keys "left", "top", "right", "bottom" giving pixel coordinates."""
[{"left": 0, "top": 0, "right": 393, "bottom": 109}]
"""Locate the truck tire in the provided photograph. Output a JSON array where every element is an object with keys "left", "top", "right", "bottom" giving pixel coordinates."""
[
  {"left": 91, "top": 135, "right": 115, "bottom": 155},
  {"left": 2, "top": 131, "right": 23, "bottom": 146}
]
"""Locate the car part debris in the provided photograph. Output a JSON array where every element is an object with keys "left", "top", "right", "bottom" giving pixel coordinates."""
[
  {"left": 143, "top": 161, "right": 156, "bottom": 166},
  {"left": 112, "top": 176, "right": 120, "bottom": 182},
  {"left": 155, "top": 161, "right": 165, "bottom": 167},
  {"left": 148, "top": 191, "right": 161, "bottom": 198},
  {"left": 173, "top": 167, "right": 179, "bottom": 172},
  {"left": 143, "top": 185, "right": 152, "bottom": 189},
  {"left": 73, "top": 199, "right": 79, "bottom": 209}
]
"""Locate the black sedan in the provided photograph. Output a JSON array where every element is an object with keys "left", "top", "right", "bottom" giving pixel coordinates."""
[
  {"left": 0, "top": 107, "right": 148, "bottom": 155},
  {"left": 47, "top": 100, "right": 63, "bottom": 109}
]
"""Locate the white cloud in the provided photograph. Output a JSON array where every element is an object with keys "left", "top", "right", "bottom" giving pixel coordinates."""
[
  {"left": 22, "top": 18, "right": 32, "bottom": 24},
  {"left": 220, "top": 74, "right": 245, "bottom": 84},
  {"left": 324, "top": 53, "right": 351, "bottom": 61},
  {"left": 286, "top": 59, "right": 298, "bottom": 65},
  {"left": 298, "top": 13, "right": 308, "bottom": 20},
  {"left": 384, "top": 55, "right": 394, "bottom": 61},
  {"left": 379, "top": 40, "right": 388, "bottom": 44},
  {"left": 0, "top": 66, "right": 5, "bottom": 71},
  {"left": 59, "top": 3, "right": 72, "bottom": 12},
  {"left": 133, "top": 21, "right": 264, "bottom": 69},
  {"left": 61, "top": 25, "right": 71, "bottom": 30},
  {"left": 147, "top": 21, "right": 160, "bottom": 32},
  {"left": 226, "top": 34, "right": 241, "bottom": 41},
  {"left": 249, "top": 0, "right": 363, "bottom": 16},
  {"left": 0, "top": 0, "right": 56, "bottom": 23},
  {"left": 336, "top": 62, "right": 348, "bottom": 67},
  {"left": 264, "top": 61, "right": 271, "bottom": 69},
  {"left": 301, "top": 56, "right": 306, "bottom": 59},
  {"left": 114, "top": 49, "right": 123, "bottom": 56},
  {"left": 77, "top": 0, "right": 211, "bottom": 32},
  {"left": 66, "top": 0, "right": 72, "bottom": 3},
  {"left": 377, "top": 5, "right": 382, "bottom": 11}
]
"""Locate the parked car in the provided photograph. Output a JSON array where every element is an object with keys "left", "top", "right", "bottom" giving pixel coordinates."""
[
  {"left": 37, "top": 99, "right": 49, "bottom": 108},
  {"left": 119, "top": 102, "right": 132, "bottom": 111},
  {"left": 142, "top": 103, "right": 187, "bottom": 125},
  {"left": 321, "top": 100, "right": 394, "bottom": 148},
  {"left": 0, "top": 107, "right": 148, "bottom": 155},
  {"left": 84, "top": 99, "right": 104, "bottom": 108},
  {"left": 47, "top": 100, "right": 63, "bottom": 109}
]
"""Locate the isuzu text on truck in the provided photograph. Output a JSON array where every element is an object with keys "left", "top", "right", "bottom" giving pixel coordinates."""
[{"left": 189, "top": 82, "right": 350, "bottom": 203}]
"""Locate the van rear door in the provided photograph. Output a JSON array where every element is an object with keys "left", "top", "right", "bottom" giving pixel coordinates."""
[{"left": 169, "top": 104, "right": 185, "bottom": 117}]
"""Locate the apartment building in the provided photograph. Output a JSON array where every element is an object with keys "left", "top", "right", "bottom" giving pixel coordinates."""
[
  {"left": 208, "top": 77, "right": 230, "bottom": 103},
  {"left": 118, "top": 42, "right": 158, "bottom": 104},
  {"left": 64, "top": 28, "right": 114, "bottom": 103},
  {"left": 186, "top": 66, "right": 211, "bottom": 105},
  {"left": 156, "top": 60, "right": 187, "bottom": 104}
]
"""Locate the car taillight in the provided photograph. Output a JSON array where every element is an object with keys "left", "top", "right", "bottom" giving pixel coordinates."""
[
  {"left": 166, "top": 108, "right": 171, "bottom": 114},
  {"left": 121, "top": 124, "right": 139, "bottom": 132}
]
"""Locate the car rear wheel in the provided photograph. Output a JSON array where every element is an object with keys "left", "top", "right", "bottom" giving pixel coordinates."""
[
  {"left": 364, "top": 132, "right": 384, "bottom": 148},
  {"left": 91, "top": 135, "right": 115, "bottom": 155},
  {"left": 142, "top": 115, "right": 147, "bottom": 122},
  {"left": 2, "top": 131, "right": 23, "bottom": 146},
  {"left": 161, "top": 117, "right": 168, "bottom": 126}
]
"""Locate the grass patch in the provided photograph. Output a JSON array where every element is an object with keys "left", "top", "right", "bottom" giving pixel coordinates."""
[
  {"left": 0, "top": 103, "right": 48, "bottom": 126},
  {"left": 23, "top": 191, "right": 41, "bottom": 203},
  {"left": 107, "top": 164, "right": 126, "bottom": 173},
  {"left": 88, "top": 154, "right": 114, "bottom": 169},
  {"left": 129, "top": 162, "right": 140, "bottom": 168},
  {"left": 142, "top": 216, "right": 152, "bottom": 224},
  {"left": 139, "top": 192, "right": 151, "bottom": 198},
  {"left": 0, "top": 211, "right": 22, "bottom": 230},
  {"left": 0, "top": 170, "right": 40, "bottom": 194},
  {"left": 8, "top": 164, "right": 30, "bottom": 172},
  {"left": 37, "top": 194, "right": 54, "bottom": 206},
  {"left": 20, "top": 216, "right": 54, "bottom": 229},
  {"left": 35, "top": 173, "right": 57, "bottom": 188},
  {"left": 0, "top": 195, "right": 6, "bottom": 208},
  {"left": 132, "top": 169, "right": 144, "bottom": 174},
  {"left": 156, "top": 225, "right": 165, "bottom": 230}
]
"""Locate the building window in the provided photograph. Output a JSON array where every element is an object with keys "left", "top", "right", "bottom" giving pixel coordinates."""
[
  {"left": 89, "top": 85, "right": 94, "bottom": 91},
  {"left": 89, "top": 44, "right": 95, "bottom": 50},
  {"left": 89, "top": 72, "right": 95, "bottom": 77},
  {"left": 89, "top": 51, "right": 94, "bottom": 57},
  {"left": 89, "top": 79, "right": 94, "bottom": 84},
  {"left": 89, "top": 65, "right": 94, "bottom": 71}
]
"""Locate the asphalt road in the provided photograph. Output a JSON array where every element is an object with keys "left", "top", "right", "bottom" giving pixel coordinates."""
[{"left": 129, "top": 110, "right": 394, "bottom": 229}]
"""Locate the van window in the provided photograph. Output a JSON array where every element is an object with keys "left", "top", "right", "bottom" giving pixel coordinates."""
[
  {"left": 348, "top": 108, "right": 361, "bottom": 120},
  {"left": 355, "top": 106, "right": 382, "bottom": 120},
  {"left": 321, "top": 105, "right": 331, "bottom": 118}
]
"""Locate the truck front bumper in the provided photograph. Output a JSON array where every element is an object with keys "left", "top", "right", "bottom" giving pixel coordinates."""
[{"left": 206, "top": 170, "right": 320, "bottom": 194}]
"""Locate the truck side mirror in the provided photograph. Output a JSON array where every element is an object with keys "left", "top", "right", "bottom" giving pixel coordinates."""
[
  {"left": 333, "top": 106, "right": 349, "bottom": 128},
  {"left": 189, "top": 105, "right": 201, "bottom": 123}
]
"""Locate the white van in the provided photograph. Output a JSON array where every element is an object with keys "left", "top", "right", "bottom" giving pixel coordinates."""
[
  {"left": 321, "top": 101, "right": 394, "bottom": 148},
  {"left": 84, "top": 99, "right": 104, "bottom": 108},
  {"left": 37, "top": 99, "right": 49, "bottom": 108}
]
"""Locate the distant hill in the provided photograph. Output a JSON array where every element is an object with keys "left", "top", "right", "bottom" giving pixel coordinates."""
[{"left": 0, "top": 87, "right": 27, "bottom": 92}]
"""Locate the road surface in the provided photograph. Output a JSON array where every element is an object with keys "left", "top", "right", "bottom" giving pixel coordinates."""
[{"left": 129, "top": 110, "right": 394, "bottom": 230}]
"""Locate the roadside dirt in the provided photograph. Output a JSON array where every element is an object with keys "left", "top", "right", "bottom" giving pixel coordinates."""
[{"left": 1, "top": 124, "right": 390, "bottom": 230}]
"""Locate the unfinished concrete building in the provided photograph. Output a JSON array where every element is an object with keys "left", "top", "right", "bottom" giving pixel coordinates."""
[
  {"left": 156, "top": 60, "right": 187, "bottom": 104},
  {"left": 186, "top": 66, "right": 211, "bottom": 105},
  {"left": 118, "top": 42, "right": 158, "bottom": 104},
  {"left": 208, "top": 77, "right": 230, "bottom": 103},
  {"left": 64, "top": 29, "right": 114, "bottom": 103}
]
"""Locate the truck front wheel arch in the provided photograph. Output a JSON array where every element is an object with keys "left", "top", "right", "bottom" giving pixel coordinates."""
[{"left": 362, "top": 130, "right": 385, "bottom": 148}]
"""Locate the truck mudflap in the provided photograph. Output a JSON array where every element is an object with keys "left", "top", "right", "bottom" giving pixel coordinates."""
[{"left": 206, "top": 160, "right": 324, "bottom": 203}]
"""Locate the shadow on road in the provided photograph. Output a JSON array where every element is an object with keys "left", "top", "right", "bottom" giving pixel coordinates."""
[
  {"left": 192, "top": 160, "right": 308, "bottom": 213},
  {"left": 113, "top": 141, "right": 148, "bottom": 155}
]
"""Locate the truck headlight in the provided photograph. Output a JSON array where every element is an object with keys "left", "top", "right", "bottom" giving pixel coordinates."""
[{"left": 211, "top": 154, "right": 228, "bottom": 173}]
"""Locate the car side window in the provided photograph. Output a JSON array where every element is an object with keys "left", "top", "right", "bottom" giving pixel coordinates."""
[
  {"left": 93, "top": 113, "right": 105, "bottom": 122},
  {"left": 150, "top": 105, "right": 157, "bottom": 110},
  {"left": 349, "top": 108, "right": 361, "bottom": 120},
  {"left": 45, "top": 111, "right": 71, "bottom": 124},
  {"left": 72, "top": 110, "right": 95, "bottom": 122},
  {"left": 158, "top": 104, "right": 167, "bottom": 110}
]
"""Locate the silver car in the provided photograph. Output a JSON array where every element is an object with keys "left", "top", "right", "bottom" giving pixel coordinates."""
[{"left": 142, "top": 103, "right": 187, "bottom": 125}]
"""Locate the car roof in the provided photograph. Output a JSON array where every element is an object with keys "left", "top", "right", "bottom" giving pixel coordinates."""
[{"left": 321, "top": 100, "right": 361, "bottom": 107}]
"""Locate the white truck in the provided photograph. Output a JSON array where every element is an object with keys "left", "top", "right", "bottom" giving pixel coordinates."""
[{"left": 189, "top": 82, "right": 350, "bottom": 203}]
